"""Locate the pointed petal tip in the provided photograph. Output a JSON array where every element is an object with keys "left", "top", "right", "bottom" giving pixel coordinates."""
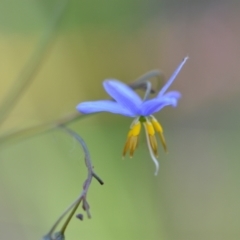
[
  {"left": 103, "top": 78, "right": 118, "bottom": 86},
  {"left": 182, "top": 56, "right": 189, "bottom": 65},
  {"left": 158, "top": 56, "right": 189, "bottom": 96}
]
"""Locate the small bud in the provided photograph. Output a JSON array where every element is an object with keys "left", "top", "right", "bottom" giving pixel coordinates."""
[
  {"left": 42, "top": 235, "right": 52, "bottom": 240},
  {"left": 82, "top": 199, "right": 90, "bottom": 211},
  {"left": 76, "top": 213, "right": 84, "bottom": 221},
  {"left": 54, "top": 232, "right": 65, "bottom": 240}
]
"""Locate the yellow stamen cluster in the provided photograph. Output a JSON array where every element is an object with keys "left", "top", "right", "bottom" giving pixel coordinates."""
[
  {"left": 123, "top": 121, "right": 141, "bottom": 157},
  {"left": 122, "top": 116, "right": 167, "bottom": 158}
]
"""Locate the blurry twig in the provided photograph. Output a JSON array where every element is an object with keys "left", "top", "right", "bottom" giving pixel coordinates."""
[
  {"left": 0, "top": 112, "right": 83, "bottom": 145},
  {"left": 0, "top": 0, "right": 69, "bottom": 128},
  {"left": 43, "top": 126, "right": 103, "bottom": 240},
  {"left": 129, "top": 69, "right": 165, "bottom": 95}
]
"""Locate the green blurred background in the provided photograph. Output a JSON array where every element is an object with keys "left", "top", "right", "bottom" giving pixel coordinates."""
[{"left": 0, "top": 0, "right": 240, "bottom": 239}]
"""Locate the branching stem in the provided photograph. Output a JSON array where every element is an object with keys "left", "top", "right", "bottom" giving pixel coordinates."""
[{"left": 43, "top": 126, "right": 103, "bottom": 240}]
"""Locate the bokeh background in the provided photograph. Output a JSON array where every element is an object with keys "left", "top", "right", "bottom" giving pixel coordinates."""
[{"left": 0, "top": 0, "right": 240, "bottom": 239}]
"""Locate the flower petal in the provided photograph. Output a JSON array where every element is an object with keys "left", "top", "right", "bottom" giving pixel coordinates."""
[
  {"left": 103, "top": 80, "right": 142, "bottom": 115},
  {"left": 141, "top": 97, "right": 180, "bottom": 116},
  {"left": 158, "top": 57, "right": 188, "bottom": 96},
  {"left": 76, "top": 100, "right": 136, "bottom": 117},
  {"left": 163, "top": 90, "right": 181, "bottom": 100}
]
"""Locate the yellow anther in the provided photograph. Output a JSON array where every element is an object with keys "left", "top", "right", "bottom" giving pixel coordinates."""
[
  {"left": 149, "top": 135, "right": 158, "bottom": 157},
  {"left": 123, "top": 116, "right": 167, "bottom": 159},
  {"left": 123, "top": 120, "right": 141, "bottom": 157},
  {"left": 145, "top": 121, "right": 155, "bottom": 136},
  {"left": 129, "top": 136, "right": 139, "bottom": 157},
  {"left": 151, "top": 117, "right": 168, "bottom": 153},
  {"left": 144, "top": 121, "right": 158, "bottom": 157},
  {"left": 129, "top": 121, "right": 141, "bottom": 137},
  {"left": 151, "top": 118, "right": 163, "bottom": 133},
  {"left": 159, "top": 133, "right": 167, "bottom": 153}
]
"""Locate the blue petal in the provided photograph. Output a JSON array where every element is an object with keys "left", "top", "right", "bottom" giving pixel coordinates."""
[
  {"left": 158, "top": 57, "right": 188, "bottom": 96},
  {"left": 163, "top": 91, "right": 181, "bottom": 100},
  {"left": 76, "top": 100, "right": 136, "bottom": 117},
  {"left": 141, "top": 96, "right": 180, "bottom": 116},
  {"left": 103, "top": 80, "right": 142, "bottom": 115},
  {"left": 164, "top": 97, "right": 179, "bottom": 107}
]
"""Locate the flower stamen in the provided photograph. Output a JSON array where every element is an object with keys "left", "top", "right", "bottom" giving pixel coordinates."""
[
  {"left": 143, "top": 122, "right": 159, "bottom": 176},
  {"left": 151, "top": 116, "right": 168, "bottom": 153},
  {"left": 145, "top": 120, "right": 158, "bottom": 157},
  {"left": 123, "top": 116, "right": 168, "bottom": 175},
  {"left": 123, "top": 119, "right": 141, "bottom": 157}
]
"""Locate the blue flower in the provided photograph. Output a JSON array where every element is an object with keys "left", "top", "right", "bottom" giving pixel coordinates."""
[{"left": 77, "top": 57, "right": 188, "bottom": 175}]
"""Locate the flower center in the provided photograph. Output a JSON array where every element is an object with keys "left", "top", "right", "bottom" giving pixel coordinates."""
[
  {"left": 122, "top": 115, "right": 167, "bottom": 164},
  {"left": 139, "top": 116, "right": 146, "bottom": 122}
]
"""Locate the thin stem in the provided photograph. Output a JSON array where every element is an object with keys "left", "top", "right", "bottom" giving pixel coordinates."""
[
  {"left": 0, "top": 112, "right": 84, "bottom": 146},
  {"left": 60, "top": 197, "right": 82, "bottom": 235},
  {"left": 143, "top": 81, "right": 152, "bottom": 101},
  {"left": 45, "top": 196, "right": 80, "bottom": 237},
  {"left": 92, "top": 172, "right": 104, "bottom": 185}
]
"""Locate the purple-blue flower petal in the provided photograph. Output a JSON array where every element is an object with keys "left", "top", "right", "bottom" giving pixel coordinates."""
[
  {"left": 163, "top": 91, "right": 181, "bottom": 100},
  {"left": 158, "top": 57, "right": 188, "bottom": 96},
  {"left": 76, "top": 100, "right": 136, "bottom": 117},
  {"left": 77, "top": 58, "right": 186, "bottom": 118},
  {"left": 103, "top": 80, "right": 142, "bottom": 115},
  {"left": 141, "top": 94, "right": 180, "bottom": 116}
]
